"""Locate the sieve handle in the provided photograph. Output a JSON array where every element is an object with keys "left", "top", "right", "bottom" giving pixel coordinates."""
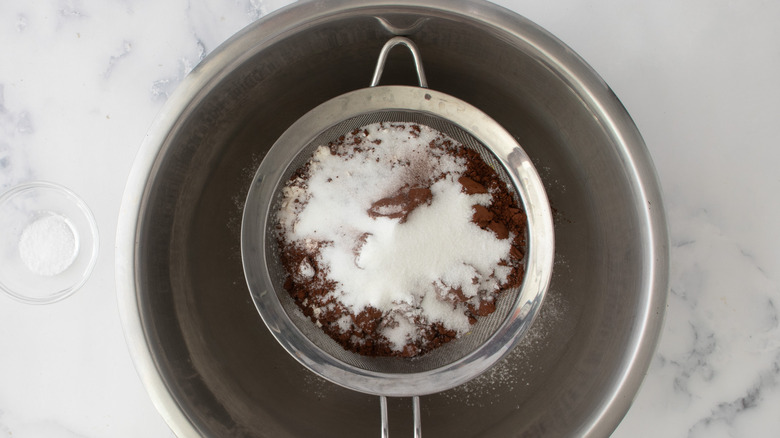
[
  {"left": 380, "top": 395, "right": 422, "bottom": 438},
  {"left": 370, "top": 37, "right": 428, "bottom": 88}
]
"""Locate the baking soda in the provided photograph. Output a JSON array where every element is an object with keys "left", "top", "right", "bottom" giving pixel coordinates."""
[{"left": 18, "top": 213, "right": 78, "bottom": 276}]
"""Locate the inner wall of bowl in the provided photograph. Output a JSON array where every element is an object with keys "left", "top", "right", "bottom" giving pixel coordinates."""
[{"left": 136, "top": 7, "right": 650, "bottom": 438}]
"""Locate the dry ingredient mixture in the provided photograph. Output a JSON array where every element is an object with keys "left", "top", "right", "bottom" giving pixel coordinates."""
[{"left": 275, "top": 122, "right": 526, "bottom": 357}]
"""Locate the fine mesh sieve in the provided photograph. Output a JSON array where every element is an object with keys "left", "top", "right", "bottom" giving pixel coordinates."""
[
  {"left": 241, "top": 37, "right": 554, "bottom": 436},
  {"left": 266, "top": 110, "right": 524, "bottom": 375}
]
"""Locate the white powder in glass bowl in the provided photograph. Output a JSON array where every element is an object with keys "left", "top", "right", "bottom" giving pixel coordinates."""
[{"left": 18, "top": 214, "right": 79, "bottom": 277}]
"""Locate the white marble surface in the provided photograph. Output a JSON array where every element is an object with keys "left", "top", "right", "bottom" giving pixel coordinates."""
[{"left": 1, "top": 0, "right": 778, "bottom": 436}]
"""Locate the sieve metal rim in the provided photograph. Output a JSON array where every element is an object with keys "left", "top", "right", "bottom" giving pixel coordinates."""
[{"left": 241, "top": 83, "right": 554, "bottom": 397}]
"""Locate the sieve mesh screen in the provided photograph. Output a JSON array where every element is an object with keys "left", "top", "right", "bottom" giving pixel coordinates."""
[{"left": 264, "top": 110, "right": 526, "bottom": 374}]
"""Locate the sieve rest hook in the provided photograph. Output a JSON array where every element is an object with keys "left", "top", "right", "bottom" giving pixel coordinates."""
[
  {"left": 380, "top": 395, "right": 422, "bottom": 438},
  {"left": 370, "top": 36, "right": 428, "bottom": 88}
]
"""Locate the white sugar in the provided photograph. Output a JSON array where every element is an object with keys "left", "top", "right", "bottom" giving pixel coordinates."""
[
  {"left": 382, "top": 316, "right": 420, "bottom": 351},
  {"left": 327, "top": 178, "right": 508, "bottom": 313},
  {"left": 297, "top": 258, "right": 315, "bottom": 279},
  {"left": 276, "top": 122, "right": 514, "bottom": 352}
]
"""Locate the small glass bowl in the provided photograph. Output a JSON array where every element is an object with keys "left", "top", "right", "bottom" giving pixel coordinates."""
[{"left": 0, "top": 181, "right": 99, "bottom": 304}]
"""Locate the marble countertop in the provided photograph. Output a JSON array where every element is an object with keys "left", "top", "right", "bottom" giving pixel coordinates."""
[{"left": 1, "top": 0, "right": 778, "bottom": 436}]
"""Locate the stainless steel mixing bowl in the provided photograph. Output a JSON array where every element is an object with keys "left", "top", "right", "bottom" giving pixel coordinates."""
[{"left": 116, "top": 1, "right": 669, "bottom": 437}]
